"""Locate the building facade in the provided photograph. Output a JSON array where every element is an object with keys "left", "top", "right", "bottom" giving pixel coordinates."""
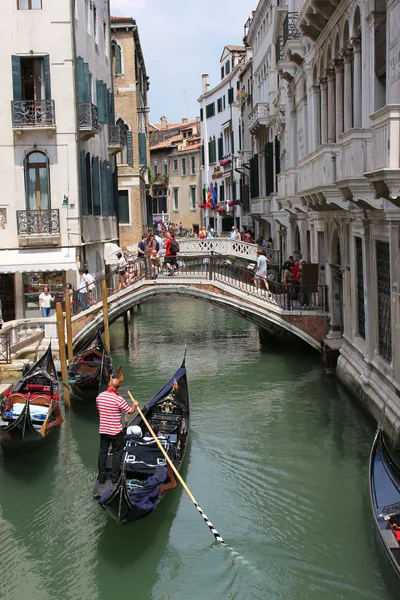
[
  {"left": 198, "top": 46, "right": 246, "bottom": 234},
  {"left": 110, "top": 16, "right": 150, "bottom": 251},
  {"left": 0, "top": 0, "right": 121, "bottom": 318},
  {"left": 245, "top": 0, "right": 400, "bottom": 441},
  {"left": 149, "top": 117, "right": 201, "bottom": 231}
]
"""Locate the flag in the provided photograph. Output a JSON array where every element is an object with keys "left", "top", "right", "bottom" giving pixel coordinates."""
[
  {"left": 210, "top": 185, "right": 218, "bottom": 209},
  {"left": 206, "top": 185, "right": 212, "bottom": 208}
]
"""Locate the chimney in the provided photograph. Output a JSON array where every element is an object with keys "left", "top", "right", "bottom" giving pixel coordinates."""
[
  {"left": 202, "top": 74, "right": 210, "bottom": 94},
  {"left": 160, "top": 116, "right": 168, "bottom": 130},
  {"left": 182, "top": 117, "right": 188, "bottom": 124}
]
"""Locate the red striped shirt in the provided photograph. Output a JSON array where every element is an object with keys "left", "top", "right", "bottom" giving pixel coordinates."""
[{"left": 96, "top": 388, "right": 131, "bottom": 435}]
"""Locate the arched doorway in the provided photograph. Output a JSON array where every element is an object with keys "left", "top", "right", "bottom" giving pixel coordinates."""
[{"left": 330, "top": 230, "right": 343, "bottom": 335}]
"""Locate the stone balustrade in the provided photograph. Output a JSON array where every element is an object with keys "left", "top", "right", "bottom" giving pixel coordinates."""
[
  {"left": 370, "top": 105, "right": 400, "bottom": 171},
  {"left": 338, "top": 129, "right": 372, "bottom": 180},
  {"left": 298, "top": 143, "right": 341, "bottom": 192}
]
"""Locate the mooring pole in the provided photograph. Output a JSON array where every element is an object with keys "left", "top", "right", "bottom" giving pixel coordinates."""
[
  {"left": 102, "top": 279, "right": 110, "bottom": 352},
  {"left": 56, "top": 301, "right": 70, "bottom": 408},
  {"left": 64, "top": 294, "right": 73, "bottom": 364}
]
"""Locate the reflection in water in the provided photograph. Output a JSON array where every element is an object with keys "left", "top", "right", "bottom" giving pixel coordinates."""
[{"left": 0, "top": 297, "right": 398, "bottom": 600}]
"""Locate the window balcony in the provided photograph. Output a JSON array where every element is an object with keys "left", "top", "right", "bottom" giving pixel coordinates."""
[
  {"left": 364, "top": 105, "right": 400, "bottom": 206},
  {"left": 250, "top": 196, "right": 271, "bottom": 215},
  {"left": 336, "top": 129, "right": 373, "bottom": 204},
  {"left": 11, "top": 100, "right": 56, "bottom": 132},
  {"left": 108, "top": 124, "right": 126, "bottom": 156},
  {"left": 16, "top": 209, "right": 61, "bottom": 247},
  {"left": 297, "top": 144, "right": 346, "bottom": 210},
  {"left": 282, "top": 13, "right": 304, "bottom": 66},
  {"left": 79, "top": 102, "right": 98, "bottom": 140},
  {"left": 248, "top": 102, "right": 269, "bottom": 135}
]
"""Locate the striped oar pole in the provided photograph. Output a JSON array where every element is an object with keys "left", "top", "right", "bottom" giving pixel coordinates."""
[{"left": 128, "top": 392, "right": 249, "bottom": 564}]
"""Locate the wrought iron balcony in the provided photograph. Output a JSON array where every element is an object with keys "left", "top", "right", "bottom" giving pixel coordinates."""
[
  {"left": 17, "top": 209, "right": 60, "bottom": 237},
  {"left": 11, "top": 100, "right": 55, "bottom": 128},
  {"left": 283, "top": 13, "right": 301, "bottom": 46},
  {"left": 108, "top": 124, "right": 126, "bottom": 147},
  {"left": 79, "top": 103, "right": 98, "bottom": 139}
]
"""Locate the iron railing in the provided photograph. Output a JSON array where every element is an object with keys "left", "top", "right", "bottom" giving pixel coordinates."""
[
  {"left": 17, "top": 209, "right": 60, "bottom": 236},
  {"left": 275, "top": 36, "right": 285, "bottom": 61},
  {"left": 11, "top": 100, "right": 55, "bottom": 127},
  {"left": 79, "top": 102, "right": 98, "bottom": 132},
  {"left": 283, "top": 12, "right": 301, "bottom": 47},
  {"left": 108, "top": 124, "right": 126, "bottom": 146},
  {"left": 0, "top": 332, "right": 11, "bottom": 364}
]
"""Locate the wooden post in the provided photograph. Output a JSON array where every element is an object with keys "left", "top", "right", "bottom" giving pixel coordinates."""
[
  {"left": 64, "top": 295, "right": 73, "bottom": 364},
  {"left": 102, "top": 279, "right": 110, "bottom": 352},
  {"left": 56, "top": 301, "right": 70, "bottom": 408}
]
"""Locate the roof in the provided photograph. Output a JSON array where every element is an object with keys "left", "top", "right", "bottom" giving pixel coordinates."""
[
  {"left": 149, "top": 134, "right": 182, "bottom": 151},
  {"left": 149, "top": 118, "right": 199, "bottom": 132},
  {"left": 226, "top": 45, "right": 246, "bottom": 52},
  {"left": 110, "top": 16, "right": 133, "bottom": 22},
  {"left": 178, "top": 143, "right": 201, "bottom": 152}
]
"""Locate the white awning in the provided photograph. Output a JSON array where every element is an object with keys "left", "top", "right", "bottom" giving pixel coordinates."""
[
  {"left": 104, "top": 242, "right": 122, "bottom": 265},
  {"left": 0, "top": 247, "right": 77, "bottom": 274}
]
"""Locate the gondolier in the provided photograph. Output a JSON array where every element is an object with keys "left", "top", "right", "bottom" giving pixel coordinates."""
[{"left": 96, "top": 378, "right": 138, "bottom": 486}]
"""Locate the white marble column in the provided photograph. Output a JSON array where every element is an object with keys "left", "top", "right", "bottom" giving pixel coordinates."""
[
  {"left": 333, "top": 59, "right": 344, "bottom": 138},
  {"left": 343, "top": 49, "right": 353, "bottom": 132},
  {"left": 351, "top": 37, "right": 362, "bottom": 128},
  {"left": 311, "top": 85, "right": 321, "bottom": 149},
  {"left": 327, "top": 69, "right": 336, "bottom": 143},
  {"left": 320, "top": 77, "right": 328, "bottom": 144}
]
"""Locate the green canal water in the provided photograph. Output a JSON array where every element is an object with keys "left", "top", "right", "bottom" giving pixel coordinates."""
[{"left": 0, "top": 297, "right": 398, "bottom": 600}]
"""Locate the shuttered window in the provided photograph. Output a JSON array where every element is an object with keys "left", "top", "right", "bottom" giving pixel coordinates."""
[
  {"left": 265, "top": 142, "right": 274, "bottom": 196},
  {"left": 83, "top": 62, "right": 91, "bottom": 103},
  {"left": 217, "top": 98, "right": 222, "bottom": 113},
  {"left": 86, "top": 153, "right": 93, "bottom": 215},
  {"left": 191, "top": 156, "right": 196, "bottom": 174},
  {"left": 76, "top": 57, "right": 85, "bottom": 103},
  {"left": 138, "top": 132, "right": 147, "bottom": 166},
  {"left": 182, "top": 157, "right": 186, "bottom": 176},
  {"left": 106, "top": 161, "right": 113, "bottom": 216},
  {"left": 208, "top": 138, "right": 216, "bottom": 164},
  {"left": 126, "top": 131, "right": 133, "bottom": 166},
  {"left": 200, "top": 108, "right": 203, "bottom": 121},
  {"left": 201, "top": 144, "right": 205, "bottom": 167},
  {"left": 92, "top": 157, "right": 101, "bottom": 215},
  {"left": 218, "top": 136, "right": 224, "bottom": 160},
  {"left": 112, "top": 43, "right": 122, "bottom": 75},
  {"left": 221, "top": 66, "right": 224, "bottom": 79},
  {"left": 108, "top": 89, "right": 114, "bottom": 124},
  {"left": 250, "top": 154, "right": 259, "bottom": 198},
  {"left": 205, "top": 103, "right": 215, "bottom": 118},
  {"left": 101, "top": 161, "right": 109, "bottom": 216},
  {"left": 43, "top": 55, "right": 51, "bottom": 99},
  {"left": 118, "top": 190, "right": 129, "bottom": 223},
  {"left": 80, "top": 150, "right": 88, "bottom": 216},
  {"left": 96, "top": 79, "right": 107, "bottom": 124},
  {"left": 225, "top": 60, "right": 230, "bottom": 75},
  {"left": 11, "top": 56, "right": 22, "bottom": 101},
  {"left": 228, "top": 88, "right": 234, "bottom": 104}
]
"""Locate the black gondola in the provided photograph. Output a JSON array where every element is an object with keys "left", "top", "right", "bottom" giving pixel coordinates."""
[
  {"left": 94, "top": 354, "right": 190, "bottom": 524},
  {"left": 0, "top": 343, "right": 63, "bottom": 448},
  {"left": 369, "top": 427, "right": 400, "bottom": 581},
  {"left": 68, "top": 331, "right": 117, "bottom": 400}
]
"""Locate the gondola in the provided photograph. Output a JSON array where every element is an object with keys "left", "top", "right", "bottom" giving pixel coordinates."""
[
  {"left": 94, "top": 353, "right": 190, "bottom": 524},
  {"left": 369, "top": 427, "right": 400, "bottom": 581},
  {"left": 68, "top": 331, "right": 118, "bottom": 400},
  {"left": 0, "top": 343, "right": 63, "bottom": 448}
]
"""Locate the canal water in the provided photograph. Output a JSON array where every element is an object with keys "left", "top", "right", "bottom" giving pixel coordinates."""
[{"left": 0, "top": 297, "right": 398, "bottom": 600}]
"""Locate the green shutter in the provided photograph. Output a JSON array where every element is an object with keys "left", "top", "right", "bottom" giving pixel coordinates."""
[
  {"left": 76, "top": 57, "right": 84, "bottom": 103},
  {"left": 102, "top": 83, "right": 108, "bottom": 125},
  {"left": 126, "top": 131, "right": 133, "bottom": 166},
  {"left": 228, "top": 88, "right": 234, "bottom": 104},
  {"left": 101, "top": 161, "right": 109, "bottom": 216},
  {"left": 118, "top": 190, "right": 129, "bottom": 223},
  {"left": 12, "top": 56, "right": 22, "bottom": 101},
  {"left": 201, "top": 144, "right": 205, "bottom": 166},
  {"left": 108, "top": 89, "right": 115, "bottom": 124},
  {"left": 83, "top": 63, "right": 91, "bottom": 103},
  {"left": 115, "top": 44, "right": 122, "bottom": 75},
  {"left": 138, "top": 132, "right": 147, "bottom": 166},
  {"left": 106, "top": 161, "right": 113, "bottom": 215},
  {"left": 89, "top": 73, "right": 92, "bottom": 102},
  {"left": 80, "top": 150, "right": 88, "bottom": 216},
  {"left": 96, "top": 79, "right": 105, "bottom": 123},
  {"left": 44, "top": 55, "right": 51, "bottom": 99},
  {"left": 92, "top": 157, "right": 101, "bottom": 215},
  {"left": 231, "top": 130, "right": 235, "bottom": 155}
]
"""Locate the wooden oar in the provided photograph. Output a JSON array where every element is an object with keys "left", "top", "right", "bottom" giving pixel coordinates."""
[
  {"left": 128, "top": 391, "right": 228, "bottom": 547},
  {"left": 40, "top": 401, "right": 53, "bottom": 438}
]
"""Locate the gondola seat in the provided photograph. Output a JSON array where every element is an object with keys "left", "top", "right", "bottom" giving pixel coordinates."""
[{"left": 122, "top": 440, "right": 169, "bottom": 474}]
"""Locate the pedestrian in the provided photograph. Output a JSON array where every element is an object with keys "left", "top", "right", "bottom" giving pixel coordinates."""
[
  {"left": 77, "top": 270, "right": 88, "bottom": 310},
  {"left": 96, "top": 377, "right": 139, "bottom": 486},
  {"left": 84, "top": 269, "right": 96, "bottom": 305},
  {"left": 230, "top": 226, "right": 236, "bottom": 240},
  {"left": 254, "top": 250, "right": 269, "bottom": 291},
  {"left": 137, "top": 234, "right": 146, "bottom": 258},
  {"left": 266, "top": 237, "right": 274, "bottom": 248},
  {"left": 256, "top": 233, "right": 265, "bottom": 247},
  {"left": 154, "top": 232, "right": 164, "bottom": 270},
  {"left": 244, "top": 230, "right": 252, "bottom": 243},
  {"left": 116, "top": 252, "right": 127, "bottom": 291},
  {"left": 65, "top": 283, "right": 74, "bottom": 308},
  {"left": 206, "top": 225, "right": 214, "bottom": 238},
  {"left": 234, "top": 228, "right": 241, "bottom": 240},
  {"left": 199, "top": 226, "right": 206, "bottom": 239},
  {"left": 39, "top": 286, "right": 55, "bottom": 319},
  {"left": 164, "top": 232, "right": 179, "bottom": 275}
]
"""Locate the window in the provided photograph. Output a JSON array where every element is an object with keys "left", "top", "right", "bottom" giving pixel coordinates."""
[
  {"left": 116, "top": 119, "right": 130, "bottom": 165},
  {"left": 191, "top": 156, "right": 196, "bottom": 175},
  {"left": 217, "top": 98, "right": 223, "bottom": 113},
  {"left": 173, "top": 188, "right": 179, "bottom": 211},
  {"left": 208, "top": 137, "right": 216, "bottom": 163},
  {"left": 103, "top": 22, "right": 108, "bottom": 55},
  {"left": 163, "top": 160, "right": 168, "bottom": 176},
  {"left": 190, "top": 186, "right": 196, "bottom": 210},
  {"left": 205, "top": 102, "right": 215, "bottom": 118},
  {"left": 86, "top": 152, "right": 93, "bottom": 215},
  {"left": 221, "top": 66, "right": 225, "bottom": 79},
  {"left": 228, "top": 88, "right": 234, "bottom": 104},
  {"left": 25, "top": 151, "right": 50, "bottom": 210},
  {"left": 18, "top": 0, "right": 41, "bottom": 8},
  {"left": 111, "top": 42, "right": 122, "bottom": 75},
  {"left": 223, "top": 95, "right": 226, "bottom": 110},
  {"left": 118, "top": 190, "right": 129, "bottom": 224},
  {"left": 182, "top": 157, "right": 186, "bottom": 176},
  {"left": 92, "top": 156, "right": 101, "bottom": 215},
  {"left": 200, "top": 108, "right": 203, "bottom": 121},
  {"left": 93, "top": 4, "right": 97, "bottom": 41},
  {"left": 376, "top": 240, "right": 392, "bottom": 362},
  {"left": 173, "top": 158, "right": 178, "bottom": 171},
  {"left": 225, "top": 60, "right": 230, "bottom": 75},
  {"left": 355, "top": 237, "right": 365, "bottom": 339}
]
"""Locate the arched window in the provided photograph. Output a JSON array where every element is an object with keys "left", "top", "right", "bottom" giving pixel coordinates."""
[
  {"left": 116, "top": 118, "right": 130, "bottom": 164},
  {"left": 25, "top": 151, "right": 50, "bottom": 210},
  {"left": 111, "top": 41, "right": 122, "bottom": 76}
]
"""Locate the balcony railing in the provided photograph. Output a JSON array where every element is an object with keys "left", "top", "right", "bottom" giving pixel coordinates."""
[
  {"left": 17, "top": 209, "right": 60, "bottom": 236},
  {"left": 108, "top": 124, "right": 126, "bottom": 147},
  {"left": 79, "top": 102, "right": 98, "bottom": 132},
  {"left": 249, "top": 102, "right": 269, "bottom": 133},
  {"left": 11, "top": 100, "right": 55, "bottom": 128},
  {"left": 275, "top": 36, "right": 285, "bottom": 62},
  {"left": 283, "top": 12, "right": 301, "bottom": 46}
]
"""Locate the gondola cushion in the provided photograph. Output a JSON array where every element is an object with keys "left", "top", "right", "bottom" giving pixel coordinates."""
[
  {"left": 3, "top": 403, "right": 47, "bottom": 421},
  {"left": 122, "top": 440, "right": 169, "bottom": 473},
  {"left": 393, "top": 530, "right": 400, "bottom": 543}
]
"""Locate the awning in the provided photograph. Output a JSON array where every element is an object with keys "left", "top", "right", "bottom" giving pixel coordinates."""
[
  {"left": 0, "top": 247, "right": 77, "bottom": 274},
  {"left": 104, "top": 242, "right": 122, "bottom": 265}
]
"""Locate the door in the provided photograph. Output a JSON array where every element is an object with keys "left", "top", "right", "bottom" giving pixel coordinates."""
[
  {"left": 26, "top": 151, "right": 50, "bottom": 212},
  {"left": 21, "top": 57, "right": 45, "bottom": 101}
]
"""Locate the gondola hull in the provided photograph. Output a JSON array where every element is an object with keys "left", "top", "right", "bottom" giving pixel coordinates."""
[
  {"left": 0, "top": 344, "right": 62, "bottom": 449},
  {"left": 68, "top": 332, "right": 115, "bottom": 402},
  {"left": 94, "top": 360, "right": 190, "bottom": 524},
  {"left": 369, "top": 428, "right": 400, "bottom": 581}
]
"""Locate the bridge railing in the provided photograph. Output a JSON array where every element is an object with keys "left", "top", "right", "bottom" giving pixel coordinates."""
[{"left": 177, "top": 238, "right": 281, "bottom": 268}]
